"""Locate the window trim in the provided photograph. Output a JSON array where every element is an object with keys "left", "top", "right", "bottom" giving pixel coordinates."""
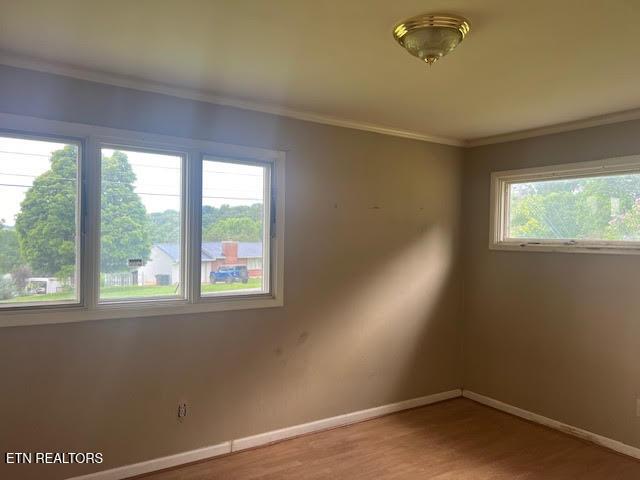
[
  {"left": 0, "top": 113, "right": 285, "bottom": 327},
  {"left": 489, "top": 154, "right": 640, "bottom": 255}
]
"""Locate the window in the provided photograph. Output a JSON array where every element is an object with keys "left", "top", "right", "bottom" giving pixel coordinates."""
[
  {"left": 201, "top": 158, "right": 270, "bottom": 297},
  {"left": 0, "top": 113, "right": 284, "bottom": 327},
  {"left": 0, "top": 134, "right": 81, "bottom": 306},
  {"left": 490, "top": 156, "right": 640, "bottom": 254},
  {"left": 99, "top": 147, "right": 184, "bottom": 302}
]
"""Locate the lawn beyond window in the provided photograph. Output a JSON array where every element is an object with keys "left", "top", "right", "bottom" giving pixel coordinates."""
[
  {"left": 4, "top": 279, "right": 263, "bottom": 303},
  {"left": 508, "top": 173, "right": 640, "bottom": 241}
]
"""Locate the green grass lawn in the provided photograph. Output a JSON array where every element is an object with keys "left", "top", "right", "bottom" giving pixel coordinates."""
[{"left": 3, "top": 278, "right": 263, "bottom": 303}]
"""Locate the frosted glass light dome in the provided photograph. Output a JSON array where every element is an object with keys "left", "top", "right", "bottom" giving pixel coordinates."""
[{"left": 393, "top": 14, "right": 470, "bottom": 65}]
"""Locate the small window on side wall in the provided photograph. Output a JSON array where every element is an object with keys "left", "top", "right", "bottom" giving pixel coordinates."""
[{"left": 490, "top": 155, "right": 640, "bottom": 254}]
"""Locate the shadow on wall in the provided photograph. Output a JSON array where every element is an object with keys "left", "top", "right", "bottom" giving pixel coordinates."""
[{"left": 223, "top": 223, "right": 459, "bottom": 433}]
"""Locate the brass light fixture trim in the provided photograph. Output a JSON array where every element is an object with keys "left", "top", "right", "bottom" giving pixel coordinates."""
[{"left": 393, "top": 13, "right": 471, "bottom": 65}]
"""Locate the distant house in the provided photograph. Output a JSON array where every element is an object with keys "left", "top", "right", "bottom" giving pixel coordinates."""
[
  {"left": 25, "top": 277, "right": 63, "bottom": 295},
  {"left": 138, "top": 240, "right": 263, "bottom": 285}
]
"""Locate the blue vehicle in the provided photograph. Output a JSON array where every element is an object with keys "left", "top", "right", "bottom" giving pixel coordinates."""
[{"left": 210, "top": 265, "right": 249, "bottom": 284}]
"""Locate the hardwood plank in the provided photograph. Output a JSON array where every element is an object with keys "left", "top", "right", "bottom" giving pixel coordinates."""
[{"left": 133, "top": 399, "right": 640, "bottom": 479}]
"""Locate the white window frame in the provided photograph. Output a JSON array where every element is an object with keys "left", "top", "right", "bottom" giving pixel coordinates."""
[
  {"left": 0, "top": 113, "right": 285, "bottom": 327},
  {"left": 490, "top": 154, "right": 640, "bottom": 255}
]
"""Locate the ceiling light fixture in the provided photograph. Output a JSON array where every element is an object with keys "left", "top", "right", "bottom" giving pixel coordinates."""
[{"left": 393, "top": 13, "right": 470, "bottom": 65}]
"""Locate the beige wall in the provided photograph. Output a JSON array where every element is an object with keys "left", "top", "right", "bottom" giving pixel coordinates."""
[
  {"left": 463, "top": 121, "right": 640, "bottom": 451},
  {"left": 7, "top": 63, "right": 638, "bottom": 480},
  {"left": 0, "top": 66, "right": 464, "bottom": 480}
]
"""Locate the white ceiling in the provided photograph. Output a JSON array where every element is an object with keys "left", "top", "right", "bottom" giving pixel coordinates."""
[{"left": 0, "top": 0, "right": 639, "bottom": 144}]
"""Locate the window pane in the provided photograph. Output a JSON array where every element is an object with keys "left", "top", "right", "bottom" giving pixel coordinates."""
[
  {"left": 100, "top": 148, "right": 183, "bottom": 301},
  {"left": 508, "top": 173, "right": 640, "bottom": 241},
  {"left": 201, "top": 158, "right": 268, "bottom": 297},
  {"left": 0, "top": 136, "right": 79, "bottom": 305}
]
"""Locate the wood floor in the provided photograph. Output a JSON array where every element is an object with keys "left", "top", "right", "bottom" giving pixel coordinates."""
[{"left": 135, "top": 398, "right": 640, "bottom": 479}]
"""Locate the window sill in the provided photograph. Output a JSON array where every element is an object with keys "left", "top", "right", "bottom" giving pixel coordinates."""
[
  {"left": 489, "top": 241, "right": 640, "bottom": 256},
  {"left": 0, "top": 295, "right": 283, "bottom": 328}
]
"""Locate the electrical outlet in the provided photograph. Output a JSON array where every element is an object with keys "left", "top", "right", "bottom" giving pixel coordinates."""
[{"left": 177, "top": 402, "right": 188, "bottom": 421}]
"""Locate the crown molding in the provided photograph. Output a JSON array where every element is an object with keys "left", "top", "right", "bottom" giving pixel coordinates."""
[
  {"left": 467, "top": 108, "right": 640, "bottom": 147},
  {"left": 2, "top": 52, "right": 639, "bottom": 150},
  {"left": 0, "top": 52, "right": 464, "bottom": 147}
]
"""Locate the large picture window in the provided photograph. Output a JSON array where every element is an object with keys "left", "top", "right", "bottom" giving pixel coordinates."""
[
  {"left": 490, "top": 156, "right": 640, "bottom": 254},
  {"left": 0, "top": 114, "right": 284, "bottom": 326},
  {"left": 0, "top": 135, "right": 80, "bottom": 306}
]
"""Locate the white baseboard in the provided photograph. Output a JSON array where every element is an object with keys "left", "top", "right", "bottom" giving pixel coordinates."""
[
  {"left": 66, "top": 442, "right": 232, "bottom": 480},
  {"left": 231, "top": 389, "right": 462, "bottom": 452},
  {"left": 463, "top": 390, "right": 640, "bottom": 461},
  {"left": 68, "top": 389, "right": 461, "bottom": 480}
]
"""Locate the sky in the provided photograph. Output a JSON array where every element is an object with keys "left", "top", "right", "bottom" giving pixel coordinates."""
[{"left": 0, "top": 137, "right": 264, "bottom": 227}]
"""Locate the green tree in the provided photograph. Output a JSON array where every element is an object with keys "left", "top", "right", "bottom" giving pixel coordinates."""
[
  {"left": 510, "top": 191, "right": 583, "bottom": 239},
  {"left": 15, "top": 148, "right": 150, "bottom": 277},
  {"left": 15, "top": 146, "right": 78, "bottom": 277},
  {"left": 204, "top": 217, "right": 261, "bottom": 242},
  {"left": 148, "top": 210, "right": 180, "bottom": 243},
  {"left": 148, "top": 205, "right": 264, "bottom": 244},
  {"left": 0, "top": 276, "right": 15, "bottom": 300},
  {"left": 100, "top": 151, "right": 150, "bottom": 273},
  {"left": 607, "top": 199, "right": 640, "bottom": 241},
  {"left": 580, "top": 175, "right": 640, "bottom": 236},
  {"left": 0, "top": 220, "right": 22, "bottom": 273},
  {"left": 202, "top": 203, "right": 263, "bottom": 232},
  {"left": 509, "top": 174, "right": 640, "bottom": 240},
  {"left": 11, "top": 265, "right": 31, "bottom": 293}
]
